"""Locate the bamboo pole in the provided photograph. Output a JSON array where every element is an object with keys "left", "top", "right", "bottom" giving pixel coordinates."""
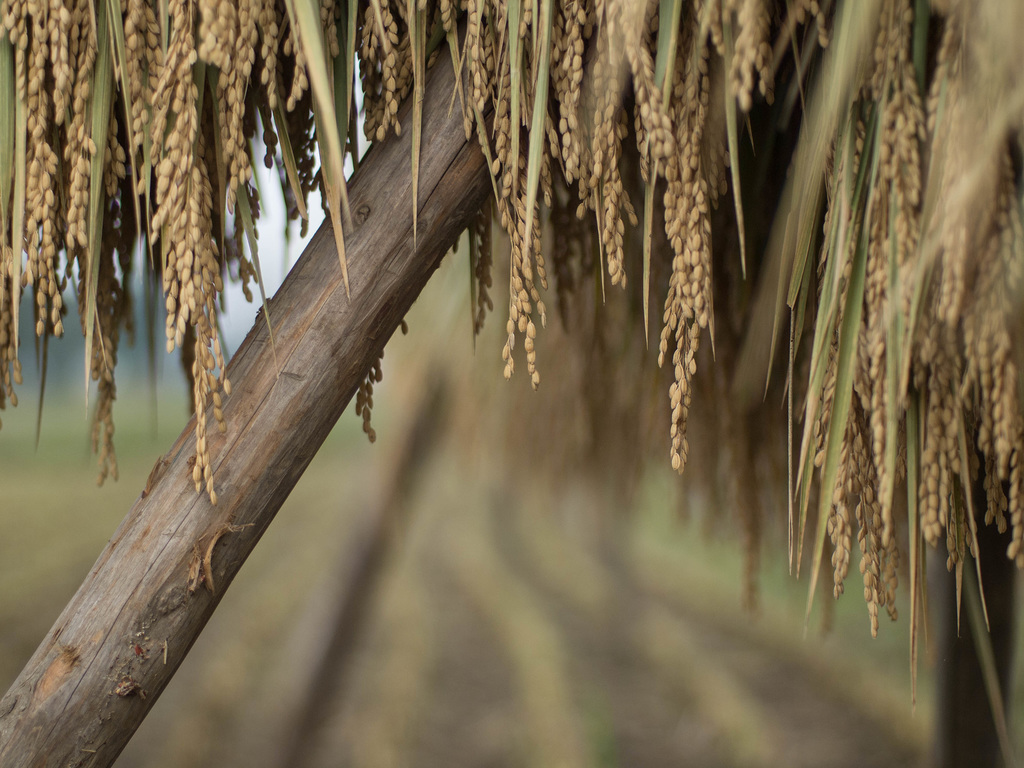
[{"left": 0, "top": 50, "right": 489, "bottom": 768}]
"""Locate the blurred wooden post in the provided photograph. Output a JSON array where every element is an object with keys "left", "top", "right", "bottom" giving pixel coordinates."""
[
  {"left": 270, "top": 377, "right": 447, "bottom": 768},
  {"left": 932, "top": 474, "right": 1018, "bottom": 768},
  {"left": 0, "top": 51, "right": 489, "bottom": 768}
]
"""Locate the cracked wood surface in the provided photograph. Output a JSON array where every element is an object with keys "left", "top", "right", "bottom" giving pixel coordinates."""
[{"left": 0, "top": 50, "right": 489, "bottom": 768}]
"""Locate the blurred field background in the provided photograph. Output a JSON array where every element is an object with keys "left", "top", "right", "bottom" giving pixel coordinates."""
[{"left": 1, "top": 242, "right": 1020, "bottom": 768}]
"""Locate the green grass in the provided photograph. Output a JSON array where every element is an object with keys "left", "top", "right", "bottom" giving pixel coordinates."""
[
  {"left": 0, "top": 375, "right": 373, "bottom": 689},
  {"left": 0, "top": 389, "right": 177, "bottom": 688}
]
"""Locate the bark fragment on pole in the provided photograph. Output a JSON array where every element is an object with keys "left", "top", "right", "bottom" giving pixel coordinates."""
[{"left": 0, "top": 51, "right": 489, "bottom": 768}]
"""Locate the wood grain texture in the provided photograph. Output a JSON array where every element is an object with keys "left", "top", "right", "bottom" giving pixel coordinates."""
[{"left": 0, "top": 51, "right": 489, "bottom": 768}]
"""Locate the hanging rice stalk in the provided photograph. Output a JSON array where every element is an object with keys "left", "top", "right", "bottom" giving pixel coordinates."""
[{"left": 0, "top": 0, "right": 1022, "bottom": 664}]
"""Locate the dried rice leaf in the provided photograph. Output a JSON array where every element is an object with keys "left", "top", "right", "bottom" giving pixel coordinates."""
[
  {"left": 269, "top": 100, "right": 309, "bottom": 222},
  {"left": 34, "top": 330, "right": 48, "bottom": 449},
  {"left": 202, "top": 66, "right": 226, "bottom": 249},
  {"left": 520, "top": 0, "right": 553, "bottom": 278},
  {"left": 200, "top": 70, "right": 268, "bottom": 356},
  {"left": 367, "top": 0, "right": 389, "bottom": 56},
  {"left": 770, "top": 0, "right": 882, "bottom": 377},
  {"left": 235, "top": 189, "right": 279, "bottom": 371},
  {"left": 0, "top": 38, "right": 14, "bottom": 238},
  {"left": 344, "top": 0, "right": 361, "bottom": 170},
  {"left": 642, "top": 175, "right": 654, "bottom": 345},
  {"left": 788, "top": 309, "right": 795, "bottom": 572},
  {"left": 283, "top": 0, "right": 352, "bottom": 292},
  {"left": 508, "top": 0, "right": 521, "bottom": 200},
  {"left": 785, "top": 180, "right": 824, "bottom": 308},
  {"left": 795, "top": 104, "right": 875, "bottom": 570},
  {"left": 339, "top": 0, "right": 360, "bottom": 159},
  {"left": 157, "top": 0, "right": 169, "bottom": 51},
  {"left": 790, "top": 237, "right": 813, "bottom": 365},
  {"left": 907, "top": 392, "right": 921, "bottom": 707},
  {"left": 955, "top": 405, "right": 988, "bottom": 630},
  {"left": 529, "top": 0, "right": 539, "bottom": 69},
  {"left": 445, "top": 27, "right": 466, "bottom": 124},
  {"left": 655, "top": 0, "right": 683, "bottom": 107},
  {"left": 901, "top": 75, "right": 949, "bottom": 394},
  {"left": 881, "top": 198, "right": 902, "bottom": 543},
  {"left": 105, "top": 0, "right": 143, "bottom": 243},
  {"left": 722, "top": 17, "right": 747, "bottom": 278},
  {"left": 780, "top": 0, "right": 809, "bottom": 117},
  {"left": 954, "top": 504, "right": 963, "bottom": 634},
  {"left": 334, "top": 0, "right": 356, "bottom": 161},
  {"left": 408, "top": 0, "right": 426, "bottom": 244},
  {"left": 10, "top": 52, "right": 25, "bottom": 347},
  {"left": 473, "top": 103, "right": 501, "bottom": 203},
  {"left": 792, "top": 125, "right": 849, "bottom": 567},
  {"left": 804, "top": 102, "right": 879, "bottom": 622},
  {"left": 84, "top": 0, "right": 115, "bottom": 397},
  {"left": 804, "top": 202, "right": 868, "bottom": 627},
  {"left": 425, "top": 19, "right": 446, "bottom": 58},
  {"left": 644, "top": 0, "right": 683, "bottom": 343}
]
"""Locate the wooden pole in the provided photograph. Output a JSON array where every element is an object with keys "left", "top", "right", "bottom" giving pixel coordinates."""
[
  {"left": 0, "top": 51, "right": 489, "bottom": 768},
  {"left": 932, "top": 472, "right": 1018, "bottom": 768}
]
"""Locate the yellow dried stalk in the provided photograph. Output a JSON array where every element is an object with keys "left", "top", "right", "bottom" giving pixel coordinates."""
[
  {"left": 355, "top": 350, "right": 384, "bottom": 442},
  {"left": 788, "top": 0, "right": 1024, "bottom": 638},
  {"left": 448, "top": 0, "right": 1023, "bottom": 638},
  {"left": 470, "top": 199, "right": 494, "bottom": 336},
  {"left": 0, "top": 244, "right": 22, "bottom": 427},
  {"left": 0, "top": 0, "right": 348, "bottom": 496}
]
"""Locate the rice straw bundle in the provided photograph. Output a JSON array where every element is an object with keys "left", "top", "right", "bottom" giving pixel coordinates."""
[{"left": 0, "top": 0, "right": 1022, "bottom": 658}]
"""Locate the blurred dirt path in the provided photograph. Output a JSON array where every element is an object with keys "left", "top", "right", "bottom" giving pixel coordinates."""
[
  {"left": 315, "top": 459, "right": 926, "bottom": 768},
  {"left": 483, "top": 484, "right": 926, "bottom": 768}
]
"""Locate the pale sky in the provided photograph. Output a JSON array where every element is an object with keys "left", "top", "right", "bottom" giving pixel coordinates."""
[{"left": 219, "top": 163, "right": 326, "bottom": 352}]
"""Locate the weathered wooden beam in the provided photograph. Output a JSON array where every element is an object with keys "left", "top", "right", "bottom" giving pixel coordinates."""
[{"left": 0, "top": 50, "right": 490, "bottom": 767}]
